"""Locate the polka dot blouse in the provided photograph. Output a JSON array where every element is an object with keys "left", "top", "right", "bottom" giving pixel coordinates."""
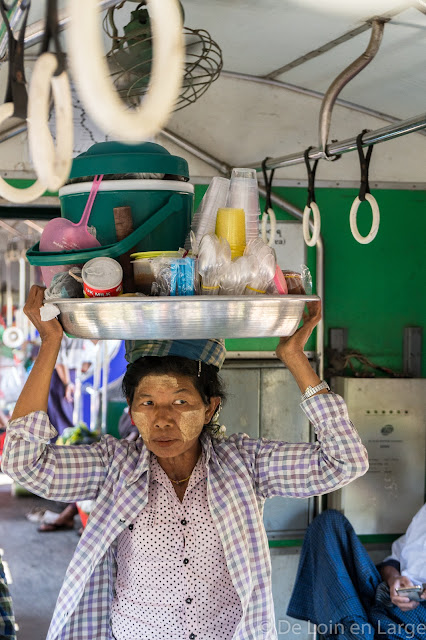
[{"left": 111, "top": 451, "right": 242, "bottom": 639}]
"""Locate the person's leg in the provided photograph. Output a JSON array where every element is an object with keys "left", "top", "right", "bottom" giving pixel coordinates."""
[
  {"left": 0, "top": 555, "right": 16, "bottom": 639},
  {"left": 38, "top": 503, "right": 78, "bottom": 532},
  {"left": 287, "top": 509, "right": 379, "bottom": 638},
  {"left": 47, "top": 369, "right": 76, "bottom": 439}
]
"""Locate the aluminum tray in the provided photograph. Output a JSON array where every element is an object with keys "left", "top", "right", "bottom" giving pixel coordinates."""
[{"left": 48, "top": 295, "right": 320, "bottom": 340}]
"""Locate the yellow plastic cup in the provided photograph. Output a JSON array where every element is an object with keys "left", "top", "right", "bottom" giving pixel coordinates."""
[{"left": 215, "top": 208, "right": 246, "bottom": 252}]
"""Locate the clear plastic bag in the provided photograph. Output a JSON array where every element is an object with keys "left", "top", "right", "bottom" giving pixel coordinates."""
[
  {"left": 198, "top": 233, "right": 231, "bottom": 295},
  {"left": 244, "top": 238, "right": 276, "bottom": 295},
  {"left": 44, "top": 267, "right": 84, "bottom": 300},
  {"left": 219, "top": 255, "right": 257, "bottom": 295},
  {"left": 151, "top": 257, "right": 198, "bottom": 296}
]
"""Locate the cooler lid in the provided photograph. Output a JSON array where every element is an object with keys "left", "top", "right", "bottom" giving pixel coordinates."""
[{"left": 69, "top": 141, "right": 189, "bottom": 180}]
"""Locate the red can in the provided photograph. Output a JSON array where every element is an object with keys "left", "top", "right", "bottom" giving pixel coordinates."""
[{"left": 82, "top": 257, "right": 123, "bottom": 298}]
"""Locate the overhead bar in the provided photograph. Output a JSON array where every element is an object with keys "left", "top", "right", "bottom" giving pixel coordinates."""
[
  {"left": 256, "top": 111, "right": 426, "bottom": 172},
  {"left": 0, "top": 0, "right": 119, "bottom": 60}
]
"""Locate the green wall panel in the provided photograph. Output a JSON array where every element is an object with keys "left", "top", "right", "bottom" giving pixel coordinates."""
[{"left": 194, "top": 185, "right": 426, "bottom": 376}]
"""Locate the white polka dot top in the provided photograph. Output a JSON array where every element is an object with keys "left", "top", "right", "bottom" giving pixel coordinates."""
[{"left": 111, "top": 451, "right": 242, "bottom": 640}]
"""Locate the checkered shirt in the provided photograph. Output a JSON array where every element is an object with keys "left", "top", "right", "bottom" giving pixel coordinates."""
[{"left": 1, "top": 393, "right": 368, "bottom": 640}]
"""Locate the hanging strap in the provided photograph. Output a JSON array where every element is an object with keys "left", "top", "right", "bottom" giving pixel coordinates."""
[
  {"left": 304, "top": 147, "right": 319, "bottom": 207},
  {"left": 261, "top": 157, "right": 275, "bottom": 211},
  {"left": 261, "top": 157, "right": 277, "bottom": 246},
  {"left": 39, "top": 0, "right": 65, "bottom": 75},
  {"left": 356, "top": 129, "right": 374, "bottom": 201},
  {"left": 0, "top": 0, "right": 31, "bottom": 119}
]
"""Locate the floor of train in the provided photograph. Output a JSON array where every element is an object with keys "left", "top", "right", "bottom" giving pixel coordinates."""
[{"left": 0, "top": 473, "right": 77, "bottom": 640}]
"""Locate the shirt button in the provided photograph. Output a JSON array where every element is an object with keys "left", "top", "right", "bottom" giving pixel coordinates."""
[
  {"left": 186, "top": 597, "right": 192, "bottom": 604},
  {"left": 181, "top": 519, "right": 187, "bottom": 525},
  {"left": 183, "top": 558, "right": 189, "bottom": 565},
  {"left": 189, "top": 635, "right": 196, "bottom": 639},
  {"left": 128, "top": 524, "right": 134, "bottom": 531}
]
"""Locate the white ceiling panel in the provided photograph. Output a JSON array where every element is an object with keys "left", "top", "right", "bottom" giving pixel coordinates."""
[
  {"left": 180, "top": 0, "right": 372, "bottom": 76},
  {"left": 276, "top": 8, "right": 426, "bottom": 119}
]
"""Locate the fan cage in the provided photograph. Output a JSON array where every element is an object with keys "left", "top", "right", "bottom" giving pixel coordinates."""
[{"left": 103, "top": 6, "right": 223, "bottom": 112}]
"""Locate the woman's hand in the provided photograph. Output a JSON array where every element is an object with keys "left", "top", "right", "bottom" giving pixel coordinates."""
[
  {"left": 276, "top": 300, "right": 321, "bottom": 365},
  {"left": 24, "top": 284, "right": 63, "bottom": 343}
]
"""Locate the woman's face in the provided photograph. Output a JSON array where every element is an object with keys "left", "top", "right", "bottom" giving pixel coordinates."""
[{"left": 130, "top": 373, "right": 219, "bottom": 458}]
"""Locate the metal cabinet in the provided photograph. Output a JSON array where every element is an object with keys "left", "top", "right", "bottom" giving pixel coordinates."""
[
  {"left": 329, "top": 378, "right": 426, "bottom": 535},
  {"left": 220, "top": 360, "right": 313, "bottom": 536}
]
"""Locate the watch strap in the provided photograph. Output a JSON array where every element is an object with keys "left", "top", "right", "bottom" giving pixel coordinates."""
[{"left": 301, "top": 380, "right": 330, "bottom": 402}]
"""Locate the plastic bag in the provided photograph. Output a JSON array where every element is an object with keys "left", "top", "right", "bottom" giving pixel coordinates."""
[
  {"left": 244, "top": 238, "right": 276, "bottom": 295},
  {"left": 44, "top": 267, "right": 84, "bottom": 300},
  {"left": 198, "top": 234, "right": 231, "bottom": 295}
]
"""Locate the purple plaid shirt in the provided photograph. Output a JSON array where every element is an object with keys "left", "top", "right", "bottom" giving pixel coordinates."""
[{"left": 1, "top": 393, "right": 368, "bottom": 640}]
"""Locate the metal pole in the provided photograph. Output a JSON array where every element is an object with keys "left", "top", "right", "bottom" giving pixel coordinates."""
[
  {"left": 264, "top": 188, "right": 325, "bottom": 378},
  {"left": 160, "top": 129, "right": 325, "bottom": 376},
  {"left": 318, "top": 18, "right": 385, "bottom": 156},
  {"left": 0, "top": 0, "right": 28, "bottom": 60},
  {"left": 160, "top": 129, "right": 232, "bottom": 176},
  {"left": 0, "top": 0, "right": 120, "bottom": 60},
  {"left": 258, "top": 111, "right": 426, "bottom": 172}
]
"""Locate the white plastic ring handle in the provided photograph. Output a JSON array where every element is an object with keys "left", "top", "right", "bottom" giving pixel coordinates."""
[
  {"left": 28, "top": 52, "right": 73, "bottom": 192},
  {"left": 2, "top": 326, "right": 24, "bottom": 349},
  {"left": 303, "top": 202, "right": 321, "bottom": 247},
  {"left": 0, "top": 103, "right": 46, "bottom": 203},
  {"left": 261, "top": 207, "right": 276, "bottom": 246},
  {"left": 349, "top": 193, "right": 380, "bottom": 244},
  {"left": 67, "top": 0, "right": 184, "bottom": 143}
]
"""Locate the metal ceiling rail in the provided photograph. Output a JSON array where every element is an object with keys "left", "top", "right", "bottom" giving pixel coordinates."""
[
  {"left": 160, "top": 127, "right": 325, "bottom": 377},
  {"left": 252, "top": 111, "right": 426, "bottom": 172},
  {"left": 0, "top": 0, "right": 119, "bottom": 60},
  {"left": 264, "top": 22, "right": 372, "bottom": 80}
]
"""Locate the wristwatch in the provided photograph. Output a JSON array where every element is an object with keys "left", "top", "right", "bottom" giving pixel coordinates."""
[{"left": 301, "top": 380, "right": 330, "bottom": 402}]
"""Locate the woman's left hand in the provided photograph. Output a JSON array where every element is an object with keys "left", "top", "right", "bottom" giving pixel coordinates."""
[{"left": 276, "top": 300, "right": 321, "bottom": 364}]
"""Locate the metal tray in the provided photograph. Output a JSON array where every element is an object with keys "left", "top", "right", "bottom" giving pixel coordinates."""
[{"left": 48, "top": 295, "right": 319, "bottom": 340}]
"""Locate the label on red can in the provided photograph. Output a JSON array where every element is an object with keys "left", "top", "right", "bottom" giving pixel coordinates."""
[{"left": 82, "top": 257, "right": 123, "bottom": 298}]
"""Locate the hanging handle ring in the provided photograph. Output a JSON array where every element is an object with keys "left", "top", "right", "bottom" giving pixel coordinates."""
[
  {"left": 349, "top": 193, "right": 380, "bottom": 244},
  {"left": 350, "top": 130, "right": 380, "bottom": 244},
  {"left": 303, "top": 202, "right": 321, "bottom": 247},
  {"left": 28, "top": 52, "right": 73, "bottom": 192},
  {"left": 303, "top": 147, "right": 321, "bottom": 247},
  {"left": 261, "top": 207, "right": 276, "bottom": 246},
  {"left": 0, "top": 103, "right": 46, "bottom": 203},
  {"left": 67, "top": 0, "right": 184, "bottom": 142},
  {"left": 261, "top": 157, "right": 276, "bottom": 246}
]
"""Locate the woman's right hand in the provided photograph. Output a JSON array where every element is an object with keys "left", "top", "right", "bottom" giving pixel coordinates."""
[{"left": 24, "top": 284, "right": 63, "bottom": 343}]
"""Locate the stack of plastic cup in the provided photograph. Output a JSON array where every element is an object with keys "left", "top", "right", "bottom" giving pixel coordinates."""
[
  {"left": 184, "top": 176, "right": 230, "bottom": 252},
  {"left": 225, "top": 168, "right": 260, "bottom": 242},
  {"left": 215, "top": 208, "right": 246, "bottom": 259}
]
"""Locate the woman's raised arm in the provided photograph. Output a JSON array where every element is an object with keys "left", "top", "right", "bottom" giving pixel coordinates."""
[{"left": 11, "top": 285, "right": 63, "bottom": 420}]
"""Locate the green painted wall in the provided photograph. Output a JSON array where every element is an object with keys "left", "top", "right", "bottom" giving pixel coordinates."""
[{"left": 194, "top": 185, "right": 426, "bottom": 376}]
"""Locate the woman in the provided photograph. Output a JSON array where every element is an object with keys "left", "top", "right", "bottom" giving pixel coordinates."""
[{"left": 1, "top": 285, "right": 368, "bottom": 640}]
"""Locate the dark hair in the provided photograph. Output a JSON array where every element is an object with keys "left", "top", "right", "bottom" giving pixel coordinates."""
[{"left": 122, "top": 356, "right": 227, "bottom": 422}]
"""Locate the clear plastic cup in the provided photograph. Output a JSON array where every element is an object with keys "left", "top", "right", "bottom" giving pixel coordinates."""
[
  {"left": 226, "top": 168, "right": 260, "bottom": 240},
  {"left": 187, "top": 176, "right": 230, "bottom": 251}
]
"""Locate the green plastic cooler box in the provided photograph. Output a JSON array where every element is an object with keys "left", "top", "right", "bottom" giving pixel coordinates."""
[{"left": 27, "top": 141, "right": 194, "bottom": 267}]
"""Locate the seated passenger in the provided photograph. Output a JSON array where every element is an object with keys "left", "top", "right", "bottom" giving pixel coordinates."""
[{"left": 287, "top": 507, "right": 426, "bottom": 640}]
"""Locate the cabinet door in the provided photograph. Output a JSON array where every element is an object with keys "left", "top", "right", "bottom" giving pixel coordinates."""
[
  {"left": 219, "top": 368, "right": 260, "bottom": 438},
  {"left": 261, "top": 368, "right": 312, "bottom": 536}
]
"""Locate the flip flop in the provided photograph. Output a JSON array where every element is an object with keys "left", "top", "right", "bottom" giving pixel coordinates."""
[{"left": 38, "top": 521, "right": 75, "bottom": 532}]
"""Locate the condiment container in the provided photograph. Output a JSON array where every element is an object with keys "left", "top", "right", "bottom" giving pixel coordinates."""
[{"left": 82, "top": 257, "right": 123, "bottom": 297}]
